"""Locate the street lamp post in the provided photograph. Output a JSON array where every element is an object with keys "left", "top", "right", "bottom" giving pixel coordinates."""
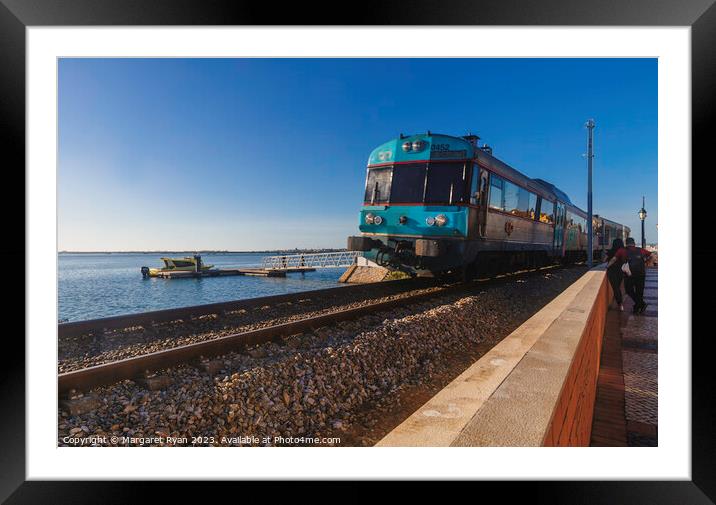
[
  {"left": 586, "top": 119, "right": 595, "bottom": 267},
  {"left": 638, "top": 196, "right": 647, "bottom": 249}
]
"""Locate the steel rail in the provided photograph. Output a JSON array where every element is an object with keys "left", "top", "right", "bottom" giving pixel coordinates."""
[
  {"left": 57, "top": 265, "right": 562, "bottom": 396},
  {"left": 58, "top": 277, "right": 433, "bottom": 340},
  {"left": 58, "top": 282, "right": 456, "bottom": 395}
]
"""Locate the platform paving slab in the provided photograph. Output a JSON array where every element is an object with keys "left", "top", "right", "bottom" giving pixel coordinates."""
[{"left": 591, "top": 266, "right": 657, "bottom": 447}]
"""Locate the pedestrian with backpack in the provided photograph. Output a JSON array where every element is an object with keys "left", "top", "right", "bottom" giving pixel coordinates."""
[
  {"left": 623, "top": 237, "right": 652, "bottom": 314},
  {"left": 605, "top": 238, "right": 627, "bottom": 311}
]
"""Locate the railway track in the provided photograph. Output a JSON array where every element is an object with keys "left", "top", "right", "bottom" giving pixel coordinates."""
[
  {"left": 58, "top": 265, "right": 563, "bottom": 398},
  {"left": 58, "top": 277, "right": 452, "bottom": 373},
  {"left": 58, "top": 277, "right": 435, "bottom": 340}
]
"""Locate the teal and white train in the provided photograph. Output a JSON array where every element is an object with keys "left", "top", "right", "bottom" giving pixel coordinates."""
[{"left": 347, "top": 132, "right": 630, "bottom": 278}]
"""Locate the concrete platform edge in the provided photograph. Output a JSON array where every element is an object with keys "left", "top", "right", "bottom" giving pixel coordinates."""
[{"left": 377, "top": 266, "right": 608, "bottom": 447}]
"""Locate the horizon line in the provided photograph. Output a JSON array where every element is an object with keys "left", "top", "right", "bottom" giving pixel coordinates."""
[{"left": 58, "top": 247, "right": 347, "bottom": 254}]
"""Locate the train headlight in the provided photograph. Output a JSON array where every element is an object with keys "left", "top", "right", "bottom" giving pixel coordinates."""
[
  {"left": 426, "top": 216, "right": 436, "bottom": 226},
  {"left": 412, "top": 140, "right": 426, "bottom": 151},
  {"left": 365, "top": 213, "right": 383, "bottom": 225},
  {"left": 435, "top": 214, "right": 448, "bottom": 227},
  {"left": 402, "top": 141, "right": 412, "bottom": 152}
]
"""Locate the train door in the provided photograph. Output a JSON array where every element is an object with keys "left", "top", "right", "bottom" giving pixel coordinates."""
[
  {"left": 468, "top": 165, "right": 489, "bottom": 238},
  {"left": 477, "top": 169, "right": 489, "bottom": 237},
  {"left": 553, "top": 202, "right": 566, "bottom": 255}
]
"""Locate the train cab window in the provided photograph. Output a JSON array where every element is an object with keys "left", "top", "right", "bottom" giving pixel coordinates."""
[
  {"left": 364, "top": 167, "right": 392, "bottom": 204},
  {"left": 424, "top": 162, "right": 467, "bottom": 204},
  {"left": 389, "top": 163, "right": 427, "bottom": 203},
  {"left": 489, "top": 174, "right": 504, "bottom": 210}
]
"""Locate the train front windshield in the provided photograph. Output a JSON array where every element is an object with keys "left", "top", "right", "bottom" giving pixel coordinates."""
[{"left": 364, "top": 162, "right": 468, "bottom": 205}]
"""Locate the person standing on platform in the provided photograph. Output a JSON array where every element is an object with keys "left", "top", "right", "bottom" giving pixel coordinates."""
[
  {"left": 623, "top": 237, "right": 652, "bottom": 314},
  {"left": 605, "top": 238, "right": 627, "bottom": 311}
]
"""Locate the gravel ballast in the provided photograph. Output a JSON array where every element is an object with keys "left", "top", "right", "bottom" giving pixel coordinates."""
[
  {"left": 58, "top": 266, "right": 586, "bottom": 446},
  {"left": 58, "top": 282, "right": 445, "bottom": 373}
]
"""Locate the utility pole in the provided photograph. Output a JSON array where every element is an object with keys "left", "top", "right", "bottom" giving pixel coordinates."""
[{"left": 586, "top": 119, "right": 595, "bottom": 267}]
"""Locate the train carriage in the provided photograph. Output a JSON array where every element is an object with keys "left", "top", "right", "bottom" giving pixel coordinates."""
[
  {"left": 592, "top": 215, "right": 631, "bottom": 262},
  {"left": 348, "top": 132, "right": 629, "bottom": 278}
]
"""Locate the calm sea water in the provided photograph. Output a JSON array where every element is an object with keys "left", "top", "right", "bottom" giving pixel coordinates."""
[{"left": 58, "top": 252, "right": 347, "bottom": 322}]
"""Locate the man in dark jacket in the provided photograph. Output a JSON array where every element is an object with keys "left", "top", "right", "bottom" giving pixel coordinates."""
[{"left": 623, "top": 237, "right": 652, "bottom": 314}]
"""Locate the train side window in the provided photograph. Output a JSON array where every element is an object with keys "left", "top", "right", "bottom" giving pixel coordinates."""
[
  {"left": 503, "top": 180, "right": 520, "bottom": 215},
  {"left": 539, "top": 201, "right": 555, "bottom": 224},
  {"left": 517, "top": 188, "right": 531, "bottom": 218},
  {"left": 528, "top": 193, "right": 537, "bottom": 220},
  {"left": 535, "top": 196, "right": 542, "bottom": 221},
  {"left": 498, "top": 179, "right": 537, "bottom": 219},
  {"left": 489, "top": 174, "right": 504, "bottom": 210}
]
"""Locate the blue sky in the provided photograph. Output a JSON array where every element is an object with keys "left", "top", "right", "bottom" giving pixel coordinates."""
[{"left": 58, "top": 58, "right": 657, "bottom": 251}]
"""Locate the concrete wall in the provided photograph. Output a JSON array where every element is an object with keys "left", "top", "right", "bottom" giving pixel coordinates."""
[
  {"left": 543, "top": 269, "right": 610, "bottom": 446},
  {"left": 377, "top": 266, "right": 612, "bottom": 447}
]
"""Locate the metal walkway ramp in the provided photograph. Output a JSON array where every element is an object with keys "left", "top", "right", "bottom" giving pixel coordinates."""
[{"left": 261, "top": 251, "right": 362, "bottom": 270}]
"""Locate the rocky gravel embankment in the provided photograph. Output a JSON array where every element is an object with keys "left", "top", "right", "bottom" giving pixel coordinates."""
[
  {"left": 58, "top": 266, "right": 586, "bottom": 446},
  {"left": 58, "top": 282, "right": 444, "bottom": 373}
]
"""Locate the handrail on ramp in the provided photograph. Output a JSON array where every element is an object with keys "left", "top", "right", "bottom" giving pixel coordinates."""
[{"left": 261, "top": 251, "right": 363, "bottom": 270}]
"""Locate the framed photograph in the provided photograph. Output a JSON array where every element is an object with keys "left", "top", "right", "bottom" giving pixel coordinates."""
[{"left": 3, "top": 0, "right": 710, "bottom": 501}]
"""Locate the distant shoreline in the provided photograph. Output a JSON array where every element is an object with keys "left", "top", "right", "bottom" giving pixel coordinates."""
[{"left": 58, "top": 249, "right": 347, "bottom": 254}]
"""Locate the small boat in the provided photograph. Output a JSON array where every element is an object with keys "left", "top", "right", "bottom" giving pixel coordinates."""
[{"left": 141, "top": 255, "right": 214, "bottom": 278}]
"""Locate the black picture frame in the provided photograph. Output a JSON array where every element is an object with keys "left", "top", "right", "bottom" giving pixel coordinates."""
[{"left": 2, "top": 0, "right": 710, "bottom": 502}]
